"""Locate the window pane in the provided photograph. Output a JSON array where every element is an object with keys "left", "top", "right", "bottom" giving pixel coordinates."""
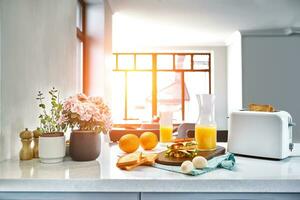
[
  {"left": 118, "top": 55, "right": 134, "bottom": 69},
  {"left": 76, "top": 39, "right": 83, "bottom": 93},
  {"left": 184, "top": 72, "right": 209, "bottom": 122},
  {"left": 157, "top": 72, "right": 182, "bottom": 122},
  {"left": 127, "top": 72, "right": 152, "bottom": 121},
  {"left": 136, "top": 55, "right": 152, "bottom": 69},
  {"left": 175, "top": 55, "right": 191, "bottom": 70},
  {"left": 76, "top": 2, "right": 83, "bottom": 31},
  {"left": 112, "top": 73, "right": 125, "bottom": 121},
  {"left": 157, "top": 55, "right": 173, "bottom": 70},
  {"left": 194, "top": 55, "right": 209, "bottom": 70}
]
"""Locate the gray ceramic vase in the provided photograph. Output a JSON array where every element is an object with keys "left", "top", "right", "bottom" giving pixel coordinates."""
[{"left": 69, "top": 130, "right": 100, "bottom": 161}]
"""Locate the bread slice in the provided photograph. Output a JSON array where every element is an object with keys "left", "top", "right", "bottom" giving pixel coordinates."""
[
  {"left": 120, "top": 158, "right": 147, "bottom": 170},
  {"left": 119, "top": 154, "right": 158, "bottom": 171},
  {"left": 248, "top": 104, "right": 275, "bottom": 112},
  {"left": 143, "top": 154, "right": 158, "bottom": 165},
  {"left": 116, "top": 152, "right": 142, "bottom": 168}
]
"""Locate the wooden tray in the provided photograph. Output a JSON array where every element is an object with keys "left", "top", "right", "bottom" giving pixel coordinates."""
[{"left": 156, "top": 146, "right": 225, "bottom": 166}]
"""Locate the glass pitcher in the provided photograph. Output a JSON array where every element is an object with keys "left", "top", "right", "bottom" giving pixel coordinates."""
[{"left": 195, "top": 94, "right": 217, "bottom": 151}]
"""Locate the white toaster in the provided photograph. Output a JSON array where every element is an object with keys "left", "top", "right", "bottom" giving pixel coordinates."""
[{"left": 228, "top": 111, "right": 295, "bottom": 159}]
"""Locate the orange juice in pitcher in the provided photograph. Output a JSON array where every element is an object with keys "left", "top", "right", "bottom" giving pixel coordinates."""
[{"left": 195, "top": 94, "right": 217, "bottom": 151}]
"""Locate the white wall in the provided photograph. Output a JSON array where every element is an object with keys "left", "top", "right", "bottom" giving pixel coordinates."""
[
  {"left": 206, "top": 46, "right": 228, "bottom": 130},
  {"left": 242, "top": 35, "right": 300, "bottom": 142},
  {"left": 104, "top": 0, "right": 113, "bottom": 107},
  {"left": 0, "top": 0, "right": 78, "bottom": 161},
  {"left": 227, "top": 32, "right": 242, "bottom": 115}
]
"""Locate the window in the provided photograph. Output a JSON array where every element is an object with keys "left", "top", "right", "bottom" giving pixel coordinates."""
[
  {"left": 112, "top": 53, "right": 211, "bottom": 122},
  {"left": 76, "top": 0, "right": 86, "bottom": 93}
]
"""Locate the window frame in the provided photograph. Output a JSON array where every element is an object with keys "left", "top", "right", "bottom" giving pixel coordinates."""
[
  {"left": 76, "top": 0, "right": 88, "bottom": 94},
  {"left": 113, "top": 52, "right": 212, "bottom": 121}
]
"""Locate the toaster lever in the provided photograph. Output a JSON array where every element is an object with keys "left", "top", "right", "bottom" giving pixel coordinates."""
[
  {"left": 289, "top": 143, "right": 294, "bottom": 151},
  {"left": 289, "top": 122, "right": 296, "bottom": 127}
]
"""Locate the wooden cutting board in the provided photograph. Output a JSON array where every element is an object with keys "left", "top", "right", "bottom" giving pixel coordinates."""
[{"left": 156, "top": 146, "right": 226, "bottom": 166}]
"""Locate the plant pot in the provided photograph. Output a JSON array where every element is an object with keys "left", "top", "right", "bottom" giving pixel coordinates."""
[
  {"left": 39, "top": 132, "right": 66, "bottom": 164},
  {"left": 70, "top": 130, "right": 100, "bottom": 161}
]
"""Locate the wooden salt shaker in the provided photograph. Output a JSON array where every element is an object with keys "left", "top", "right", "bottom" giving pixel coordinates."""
[
  {"left": 33, "top": 128, "right": 42, "bottom": 158},
  {"left": 19, "top": 128, "right": 33, "bottom": 160}
]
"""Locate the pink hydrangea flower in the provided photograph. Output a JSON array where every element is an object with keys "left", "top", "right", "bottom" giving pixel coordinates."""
[
  {"left": 62, "top": 94, "right": 112, "bottom": 133},
  {"left": 77, "top": 93, "right": 88, "bottom": 101},
  {"left": 92, "top": 113, "right": 102, "bottom": 122},
  {"left": 88, "top": 96, "right": 103, "bottom": 104},
  {"left": 70, "top": 102, "right": 84, "bottom": 116}
]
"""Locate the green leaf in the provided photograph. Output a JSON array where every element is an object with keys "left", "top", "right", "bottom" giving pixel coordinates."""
[{"left": 57, "top": 104, "right": 62, "bottom": 111}]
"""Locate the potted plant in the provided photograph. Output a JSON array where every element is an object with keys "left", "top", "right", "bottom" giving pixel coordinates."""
[
  {"left": 60, "top": 94, "right": 112, "bottom": 161},
  {"left": 36, "top": 87, "right": 67, "bottom": 163}
]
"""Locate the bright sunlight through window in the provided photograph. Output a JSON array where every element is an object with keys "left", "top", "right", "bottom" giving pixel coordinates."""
[{"left": 111, "top": 53, "right": 211, "bottom": 123}]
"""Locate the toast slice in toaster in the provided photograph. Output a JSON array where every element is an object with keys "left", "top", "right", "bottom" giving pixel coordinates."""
[{"left": 248, "top": 104, "right": 275, "bottom": 112}]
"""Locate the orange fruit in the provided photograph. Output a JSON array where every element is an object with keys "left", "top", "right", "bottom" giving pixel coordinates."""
[
  {"left": 119, "top": 134, "right": 140, "bottom": 153},
  {"left": 140, "top": 132, "right": 158, "bottom": 150}
]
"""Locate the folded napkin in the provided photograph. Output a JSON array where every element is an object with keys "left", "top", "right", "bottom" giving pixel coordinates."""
[{"left": 153, "top": 153, "right": 235, "bottom": 176}]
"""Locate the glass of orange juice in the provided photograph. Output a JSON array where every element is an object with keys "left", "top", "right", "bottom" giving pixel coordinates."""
[
  {"left": 195, "top": 94, "right": 217, "bottom": 151},
  {"left": 195, "top": 125, "right": 217, "bottom": 151},
  {"left": 159, "top": 111, "right": 173, "bottom": 143}
]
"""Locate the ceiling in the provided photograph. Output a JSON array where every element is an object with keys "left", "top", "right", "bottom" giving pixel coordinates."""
[{"left": 107, "top": 0, "right": 300, "bottom": 49}]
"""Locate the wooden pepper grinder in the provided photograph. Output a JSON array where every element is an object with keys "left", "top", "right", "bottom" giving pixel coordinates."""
[
  {"left": 32, "top": 128, "right": 42, "bottom": 158},
  {"left": 19, "top": 128, "right": 33, "bottom": 160}
]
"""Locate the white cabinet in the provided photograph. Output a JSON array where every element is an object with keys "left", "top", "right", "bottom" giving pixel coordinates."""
[
  {"left": 0, "top": 192, "right": 139, "bottom": 200},
  {"left": 141, "top": 192, "right": 300, "bottom": 200},
  {"left": 1, "top": 192, "right": 300, "bottom": 200}
]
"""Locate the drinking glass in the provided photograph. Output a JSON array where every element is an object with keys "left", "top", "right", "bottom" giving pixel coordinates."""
[{"left": 159, "top": 111, "right": 173, "bottom": 143}]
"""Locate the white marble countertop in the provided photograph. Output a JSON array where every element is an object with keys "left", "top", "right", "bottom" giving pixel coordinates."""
[{"left": 1, "top": 139, "right": 300, "bottom": 193}]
